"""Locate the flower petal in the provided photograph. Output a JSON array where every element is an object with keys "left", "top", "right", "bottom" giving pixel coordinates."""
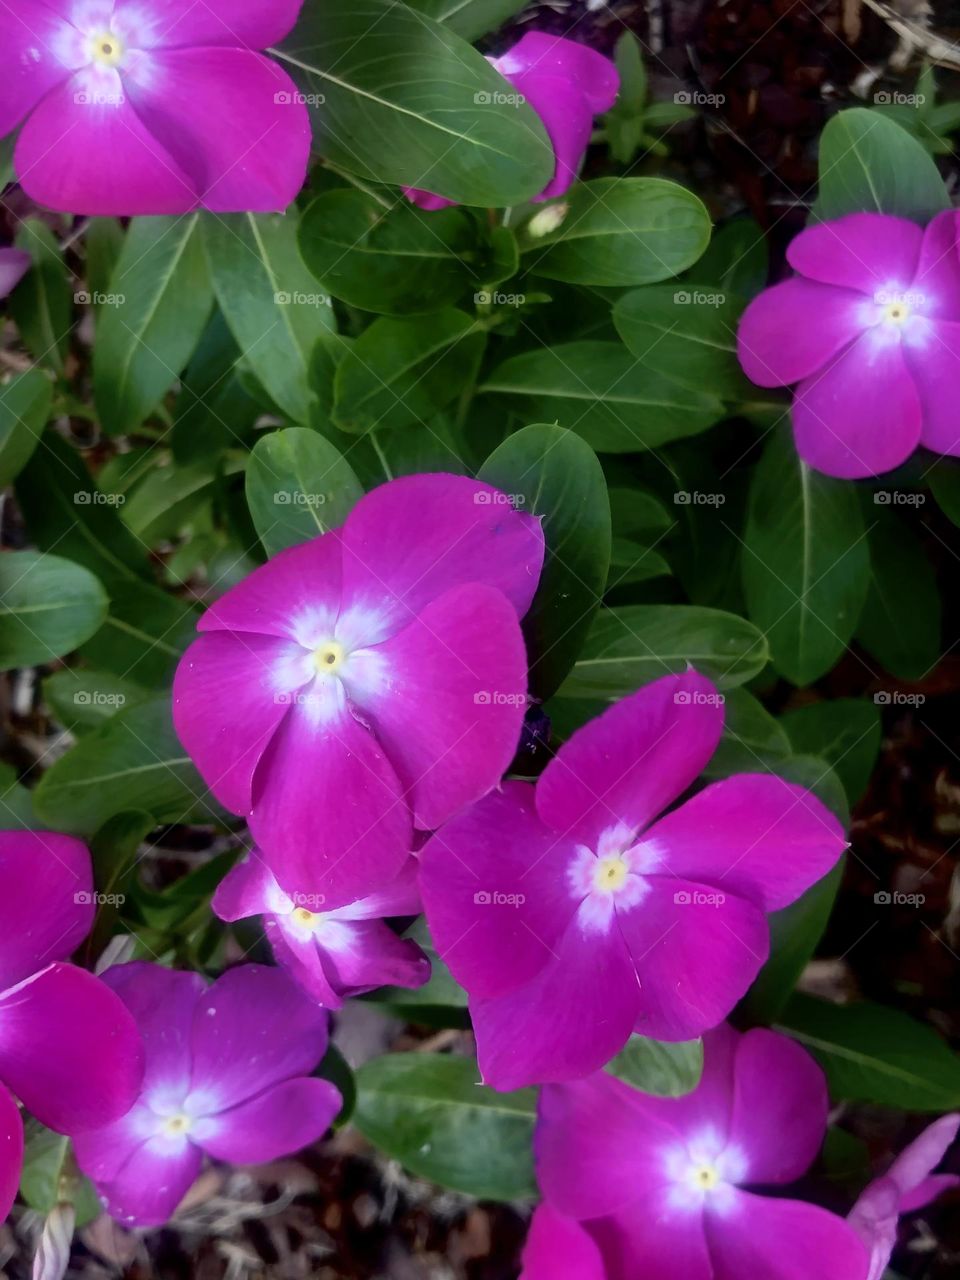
[
  {"left": 308, "top": 918, "right": 430, "bottom": 998},
  {"left": 339, "top": 474, "right": 545, "bottom": 638},
  {"left": 193, "top": 1077, "right": 340, "bottom": 1164},
  {"left": 15, "top": 76, "right": 198, "bottom": 216},
  {"left": 0, "top": 249, "right": 31, "bottom": 300},
  {"left": 590, "top": 1201, "right": 713, "bottom": 1280},
  {"left": 728, "top": 1028, "right": 827, "bottom": 1184},
  {"left": 211, "top": 855, "right": 278, "bottom": 922},
  {"left": 0, "top": 1083, "right": 23, "bottom": 1222},
  {"left": 792, "top": 331, "right": 922, "bottom": 479},
  {"left": 334, "top": 856, "right": 423, "bottom": 919},
  {"left": 187, "top": 965, "right": 329, "bottom": 1111},
  {"left": 736, "top": 278, "right": 864, "bottom": 388},
  {"left": 644, "top": 774, "right": 846, "bottom": 912},
  {"left": 0, "top": 3, "right": 77, "bottom": 136},
  {"left": 618, "top": 879, "right": 768, "bottom": 1041},
  {"left": 267, "top": 927, "right": 343, "bottom": 1008},
  {"left": 0, "top": 962, "right": 144, "bottom": 1133},
  {"left": 520, "top": 1205, "right": 606, "bottom": 1280},
  {"left": 705, "top": 1192, "right": 869, "bottom": 1280},
  {"left": 535, "top": 671, "right": 724, "bottom": 847},
  {"left": 495, "top": 33, "right": 619, "bottom": 116},
  {"left": 471, "top": 901, "right": 639, "bottom": 1090},
  {"left": 113, "top": 0, "right": 304, "bottom": 48},
  {"left": 101, "top": 962, "right": 206, "bottom": 1104},
  {"left": 419, "top": 782, "right": 580, "bottom": 1001},
  {"left": 903, "top": 318, "right": 960, "bottom": 456},
  {"left": 353, "top": 583, "right": 528, "bottom": 830},
  {"left": 913, "top": 209, "right": 960, "bottom": 322},
  {"left": 0, "top": 831, "right": 93, "bottom": 989},
  {"left": 173, "top": 631, "right": 311, "bottom": 814},
  {"left": 249, "top": 702, "right": 412, "bottom": 909},
  {"left": 124, "top": 49, "right": 310, "bottom": 213},
  {"left": 79, "top": 1122, "right": 203, "bottom": 1229},
  {"left": 887, "top": 1114, "right": 960, "bottom": 1207},
  {"left": 786, "top": 213, "right": 922, "bottom": 295}
]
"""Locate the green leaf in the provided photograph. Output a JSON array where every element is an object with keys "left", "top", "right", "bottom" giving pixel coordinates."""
[
  {"left": 480, "top": 424, "right": 611, "bottom": 700},
  {"left": 0, "top": 369, "right": 51, "bottom": 485},
  {"left": 607, "top": 537, "right": 671, "bottom": 586},
  {"left": 84, "top": 217, "right": 125, "bottom": 305},
  {"left": 121, "top": 460, "right": 221, "bottom": 544},
  {"left": 742, "top": 430, "right": 870, "bottom": 686},
  {"left": 334, "top": 309, "right": 485, "bottom": 433},
  {"left": 557, "top": 605, "right": 770, "bottom": 699},
  {"left": 928, "top": 457, "right": 960, "bottom": 526},
  {"left": 607, "top": 1037, "right": 703, "bottom": 1096},
  {"left": 300, "top": 189, "right": 498, "bottom": 316},
  {"left": 815, "top": 108, "right": 949, "bottom": 222},
  {"left": 0, "top": 762, "right": 41, "bottom": 829},
  {"left": 93, "top": 215, "right": 214, "bottom": 435},
  {"left": 33, "top": 697, "right": 223, "bottom": 835},
  {"left": 203, "top": 209, "right": 335, "bottom": 425},
  {"left": 692, "top": 218, "right": 769, "bottom": 299},
  {"left": 246, "top": 427, "right": 363, "bottom": 557},
  {"left": 521, "top": 178, "right": 711, "bottom": 286},
  {"left": 371, "top": 918, "right": 469, "bottom": 1027},
  {"left": 856, "top": 507, "right": 940, "bottom": 681},
  {"left": 43, "top": 668, "right": 148, "bottom": 734},
  {"left": 774, "top": 752, "right": 850, "bottom": 826},
  {"left": 9, "top": 219, "right": 73, "bottom": 372},
  {"left": 353, "top": 1053, "right": 536, "bottom": 1199},
  {"left": 276, "top": 0, "right": 553, "bottom": 206},
  {"left": 779, "top": 995, "right": 960, "bottom": 1111},
  {"left": 481, "top": 341, "right": 723, "bottom": 453},
  {"left": 0, "top": 551, "right": 108, "bottom": 669},
  {"left": 704, "top": 687, "right": 791, "bottom": 779},
  {"left": 404, "top": 0, "right": 527, "bottom": 40},
  {"left": 613, "top": 285, "right": 747, "bottom": 398},
  {"left": 781, "top": 698, "right": 882, "bottom": 805},
  {"left": 20, "top": 1122, "right": 100, "bottom": 1225}
]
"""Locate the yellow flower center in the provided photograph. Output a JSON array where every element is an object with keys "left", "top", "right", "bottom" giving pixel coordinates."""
[
  {"left": 162, "top": 1113, "right": 192, "bottom": 1136},
  {"left": 292, "top": 906, "right": 317, "bottom": 926},
  {"left": 692, "top": 1163, "right": 720, "bottom": 1191},
  {"left": 593, "top": 855, "right": 630, "bottom": 894},
  {"left": 884, "top": 301, "right": 910, "bottom": 325},
  {"left": 90, "top": 30, "right": 124, "bottom": 66},
  {"left": 312, "top": 641, "right": 345, "bottom": 675}
]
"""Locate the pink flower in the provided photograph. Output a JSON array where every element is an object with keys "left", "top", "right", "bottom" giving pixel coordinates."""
[
  {"left": 0, "top": 248, "right": 30, "bottom": 299},
  {"left": 534, "top": 1024, "right": 870, "bottom": 1280},
  {"left": 0, "top": 1, "right": 310, "bottom": 215},
  {"left": 418, "top": 670, "right": 846, "bottom": 1090},
  {"left": 521, "top": 1204, "right": 606, "bottom": 1280},
  {"left": 0, "top": 831, "right": 144, "bottom": 1220},
  {"left": 849, "top": 1114, "right": 960, "bottom": 1280},
  {"left": 405, "top": 33, "right": 619, "bottom": 210},
  {"left": 213, "top": 853, "right": 430, "bottom": 1008},
  {"left": 737, "top": 210, "right": 960, "bottom": 479},
  {"left": 174, "top": 474, "right": 544, "bottom": 910},
  {"left": 73, "top": 962, "right": 341, "bottom": 1228}
]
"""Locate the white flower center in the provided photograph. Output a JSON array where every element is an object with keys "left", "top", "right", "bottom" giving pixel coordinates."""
[
  {"left": 312, "top": 640, "right": 346, "bottom": 675},
  {"left": 161, "top": 1112, "right": 193, "bottom": 1137}
]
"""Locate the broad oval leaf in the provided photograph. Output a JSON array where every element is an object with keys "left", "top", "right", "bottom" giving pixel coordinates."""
[
  {"left": 0, "top": 551, "right": 108, "bottom": 670},
  {"left": 277, "top": 0, "right": 553, "bottom": 206},
  {"left": 704, "top": 687, "right": 791, "bottom": 780},
  {"left": 404, "top": 0, "right": 528, "bottom": 40},
  {"left": 246, "top": 427, "right": 363, "bottom": 557},
  {"left": 0, "top": 370, "right": 51, "bottom": 486},
  {"left": 481, "top": 341, "right": 723, "bottom": 453},
  {"left": 480, "top": 424, "right": 612, "bottom": 701},
  {"left": 353, "top": 1053, "right": 536, "bottom": 1199},
  {"left": 742, "top": 430, "right": 870, "bottom": 687},
  {"left": 9, "top": 220, "right": 72, "bottom": 373},
  {"left": 93, "top": 215, "right": 214, "bottom": 436},
  {"left": 557, "top": 604, "right": 769, "bottom": 699},
  {"left": 781, "top": 698, "right": 881, "bottom": 807},
  {"left": 607, "top": 1036, "right": 703, "bottom": 1096},
  {"left": 521, "top": 178, "right": 711, "bottom": 286},
  {"left": 856, "top": 506, "right": 941, "bottom": 682}
]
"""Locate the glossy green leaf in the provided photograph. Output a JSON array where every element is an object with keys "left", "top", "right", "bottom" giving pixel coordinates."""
[
  {"left": 742, "top": 430, "right": 870, "bottom": 686},
  {"left": 93, "top": 215, "right": 213, "bottom": 435},
  {"left": 203, "top": 210, "right": 335, "bottom": 425},
  {"left": 607, "top": 1037, "right": 703, "bottom": 1096},
  {"left": 781, "top": 698, "right": 882, "bottom": 806},
  {"left": 480, "top": 424, "right": 611, "bottom": 700},
  {"left": 704, "top": 687, "right": 791, "bottom": 779},
  {"left": 334, "top": 309, "right": 485, "bottom": 433},
  {"left": 0, "top": 551, "right": 108, "bottom": 670},
  {"left": 779, "top": 995, "right": 960, "bottom": 1110},
  {"left": 0, "top": 762, "right": 41, "bottom": 829},
  {"left": 276, "top": 0, "right": 553, "bottom": 206},
  {"left": 43, "top": 668, "right": 148, "bottom": 734},
  {"left": 9, "top": 220, "right": 72, "bottom": 372},
  {"left": 557, "top": 605, "right": 769, "bottom": 699},
  {"left": 19, "top": 1122, "right": 100, "bottom": 1225},
  {"left": 404, "top": 0, "right": 527, "bottom": 40},
  {"left": 372, "top": 918, "right": 469, "bottom": 1028},
  {"left": 521, "top": 178, "right": 711, "bottom": 286},
  {"left": 481, "top": 341, "right": 723, "bottom": 453},
  {"left": 246, "top": 427, "right": 363, "bottom": 557},
  {"left": 354, "top": 1053, "right": 536, "bottom": 1199},
  {"left": 0, "top": 370, "right": 51, "bottom": 486},
  {"left": 856, "top": 507, "right": 940, "bottom": 681}
]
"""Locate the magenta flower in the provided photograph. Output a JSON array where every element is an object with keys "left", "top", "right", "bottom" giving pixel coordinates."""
[
  {"left": 174, "top": 474, "right": 543, "bottom": 911},
  {"left": 213, "top": 853, "right": 430, "bottom": 1008},
  {"left": 73, "top": 962, "right": 341, "bottom": 1228},
  {"left": 0, "top": 249, "right": 30, "bottom": 299},
  {"left": 737, "top": 210, "right": 960, "bottom": 479},
  {"left": 0, "top": 831, "right": 144, "bottom": 1220},
  {"left": 0, "top": 1, "right": 310, "bottom": 215},
  {"left": 521, "top": 1203, "right": 606, "bottom": 1280},
  {"left": 849, "top": 1114, "right": 959, "bottom": 1280},
  {"left": 405, "top": 33, "right": 619, "bottom": 210},
  {"left": 418, "top": 670, "right": 846, "bottom": 1090},
  {"left": 534, "top": 1024, "right": 869, "bottom": 1280}
]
